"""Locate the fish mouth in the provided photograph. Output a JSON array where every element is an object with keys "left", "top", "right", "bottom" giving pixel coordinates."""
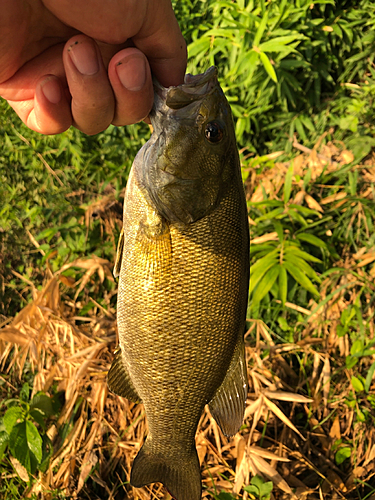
[{"left": 153, "top": 67, "right": 218, "bottom": 111}]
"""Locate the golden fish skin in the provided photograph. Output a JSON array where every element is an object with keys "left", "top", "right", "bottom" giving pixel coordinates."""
[{"left": 108, "top": 67, "right": 249, "bottom": 500}]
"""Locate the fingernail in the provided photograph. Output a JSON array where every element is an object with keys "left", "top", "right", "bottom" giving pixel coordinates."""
[
  {"left": 41, "top": 77, "right": 62, "bottom": 104},
  {"left": 68, "top": 40, "right": 99, "bottom": 75},
  {"left": 116, "top": 54, "right": 147, "bottom": 91}
]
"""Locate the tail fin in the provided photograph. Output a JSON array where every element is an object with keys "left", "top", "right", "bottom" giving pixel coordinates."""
[{"left": 130, "top": 440, "right": 201, "bottom": 500}]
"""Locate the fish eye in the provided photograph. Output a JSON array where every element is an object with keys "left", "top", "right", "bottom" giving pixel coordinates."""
[{"left": 204, "top": 121, "right": 224, "bottom": 144}]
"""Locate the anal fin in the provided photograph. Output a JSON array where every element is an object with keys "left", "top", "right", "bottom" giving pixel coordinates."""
[
  {"left": 208, "top": 332, "right": 247, "bottom": 436},
  {"left": 107, "top": 349, "right": 141, "bottom": 403}
]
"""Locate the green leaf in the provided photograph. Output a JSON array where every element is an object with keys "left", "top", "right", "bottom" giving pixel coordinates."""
[
  {"left": 354, "top": 349, "right": 375, "bottom": 358},
  {"left": 278, "top": 265, "right": 288, "bottom": 304},
  {"left": 29, "top": 409, "right": 46, "bottom": 430},
  {"left": 9, "top": 421, "right": 43, "bottom": 474},
  {"left": 4, "top": 407, "right": 24, "bottom": 435},
  {"left": 250, "top": 243, "right": 277, "bottom": 256},
  {"left": 252, "top": 265, "right": 280, "bottom": 304},
  {"left": 25, "top": 421, "right": 43, "bottom": 463},
  {"left": 78, "top": 301, "right": 96, "bottom": 316},
  {"left": 331, "top": 23, "right": 343, "bottom": 38},
  {"left": 259, "top": 483, "right": 273, "bottom": 499},
  {"left": 39, "top": 434, "right": 54, "bottom": 473},
  {"left": 335, "top": 446, "right": 351, "bottom": 465},
  {"left": 278, "top": 316, "right": 290, "bottom": 331},
  {"left": 351, "top": 339, "right": 364, "bottom": 356},
  {"left": 339, "top": 115, "right": 358, "bottom": 133},
  {"left": 51, "top": 392, "right": 63, "bottom": 415},
  {"left": 9, "top": 422, "right": 36, "bottom": 474},
  {"left": 250, "top": 248, "right": 280, "bottom": 275},
  {"left": 295, "top": 117, "right": 307, "bottom": 142},
  {"left": 254, "top": 207, "right": 285, "bottom": 223},
  {"left": 215, "top": 493, "right": 234, "bottom": 500},
  {"left": 283, "top": 162, "right": 294, "bottom": 204},
  {"left": 299, "top": 114, "right": 315, "bottom": 132},
  {"left": 0, "top": 430, "right": 9, "bottom": 460},
  {"left": 284, "top": 261, "right": 320, "bottom": 297},
  {"left": 20, "top": 383, "right": 30, "bottom": 402},
  {"left": 259, "top": 52, "right": 278, "bottom": 83},
  {"left": 273, "top": 221, "right": 284, "bottom": 242},
  {"left": 284, "top": 254, "right": 320, "bottom": 281},
  {"left": 245, "top": 475, "right": 273, "bottom": 499},
  {"left": 36, "top": 227, "right": 59, "bottom": 242},
  {"left": 260, "top": 35, "right": 304, "bottom": 52},
  {"left": 365, "top": 361, "right": 375, "bottom": 393},
  {"left": 243, "top": 50, "right": 260, "bottom": 85},
  {"left": 296, "top": 233, "right": 327, "bottom": 249},
  {"left": 253, "top": 11, "right": 268, "bottom": 47},
  {"left": 249, "top": 256, "right": 278, "bottom": 295},
  {"left": 250, "top": 200, "right": 283, "bottom": 208},
  {"left": 284, "top": 246, "right": 322, "bottom": 263},
  {"left": 30, "top": 393, "right": 54, "bottom": 417},
  {"left": 346, "top": 355, "right": 358, "bottom": 370},
  {"left": 288, "top": 204, "right": 319, "bottom": 216},
  {"left": 336, "top": 324, "right": 347, "bottom": 338},
  {"left": 287, "top": 208, "right": 308, "bottom": 226},
  {"left": 351, "top": 375, "right": 364, "bottom": 392}
]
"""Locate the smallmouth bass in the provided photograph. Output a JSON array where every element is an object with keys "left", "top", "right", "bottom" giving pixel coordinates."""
[{"left": 108, "top": 67, "right": 249, "bottom": 500}]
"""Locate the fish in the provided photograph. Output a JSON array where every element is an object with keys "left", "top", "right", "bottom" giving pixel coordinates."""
[{"left": 107, "top": 66, "right": 250, "bottom": 500}]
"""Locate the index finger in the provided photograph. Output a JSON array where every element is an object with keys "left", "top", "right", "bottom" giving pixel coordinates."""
[
  {"left": 43, "top": 0, "right": 187, "bottom": 87},
  {"left": 133, "top": 1, "right": 187, "bottom": 87}
]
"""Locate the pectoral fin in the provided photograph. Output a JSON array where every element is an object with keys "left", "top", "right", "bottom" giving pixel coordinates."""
[
  {"left": 135, "top": 210, "right": 172, "bottom": 281},
  {"left": 208, "top": 333, "right": 247, "bottom": 436},
  {"left": 107, "top": 349, "right": 141, "bottom": 403},
  {"left": 113, "top": 228, "right": 124, "bottom": 278}
]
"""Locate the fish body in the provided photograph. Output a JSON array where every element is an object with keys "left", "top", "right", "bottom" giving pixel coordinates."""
[{"left": 108, "top": 67, "right": 249, "bottom": 500}]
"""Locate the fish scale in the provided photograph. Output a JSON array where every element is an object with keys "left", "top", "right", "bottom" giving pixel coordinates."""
[{"left": 108, "top": 67, "right": 249, "bottom": 500}]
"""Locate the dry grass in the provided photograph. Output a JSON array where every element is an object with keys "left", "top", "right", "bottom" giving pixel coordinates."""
[{"left": 1, "top": 139, "right": 375, "bottom": 499}]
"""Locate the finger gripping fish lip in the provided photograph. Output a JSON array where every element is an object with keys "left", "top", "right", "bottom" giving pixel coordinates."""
[{"left": 152, "top": 66, "right": 218, "bottom": 113}]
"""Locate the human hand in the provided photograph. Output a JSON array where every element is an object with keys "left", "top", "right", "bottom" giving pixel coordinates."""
[{"left": 0, "top": 0, "right": 187, "bottom": 135}]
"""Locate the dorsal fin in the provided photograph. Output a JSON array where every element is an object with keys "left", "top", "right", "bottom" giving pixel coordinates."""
[{"left": 113, "top": 228, "right": 124, "bottom": 278}]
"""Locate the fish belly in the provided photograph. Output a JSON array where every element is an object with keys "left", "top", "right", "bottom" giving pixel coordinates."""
[{"left": 117, "top": 169, "right": 248, "bottom": 448}]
